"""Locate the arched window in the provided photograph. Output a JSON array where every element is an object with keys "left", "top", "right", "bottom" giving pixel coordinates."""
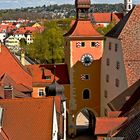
[{"left": 83, "top": 89, "right": 90, "bottom": 99}]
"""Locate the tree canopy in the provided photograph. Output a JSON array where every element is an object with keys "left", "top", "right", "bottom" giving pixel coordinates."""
[{"left": 28, "top": 21, "right": 64, "bottom": 64}]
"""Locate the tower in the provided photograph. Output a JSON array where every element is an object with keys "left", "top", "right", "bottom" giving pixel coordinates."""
[
  {"left": 64, "top": 0, "right": 104, "bottom": 137},
  {"left": 124, "top": 0, "right": 133, "bottom": 13}
]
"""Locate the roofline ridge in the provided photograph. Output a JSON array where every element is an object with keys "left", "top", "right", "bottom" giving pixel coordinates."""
[{"left": 3, "top": 45, "right": 32, "bottom": 77}]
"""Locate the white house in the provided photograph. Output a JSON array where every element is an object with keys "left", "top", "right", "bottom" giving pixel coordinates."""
[{"left": 5, "top": 35, "right": 20, "bottom": 51}]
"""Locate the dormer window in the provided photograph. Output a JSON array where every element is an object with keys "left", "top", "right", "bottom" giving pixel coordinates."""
[{"left": 46, "top": 76, "right": 51, "bottom": 80}]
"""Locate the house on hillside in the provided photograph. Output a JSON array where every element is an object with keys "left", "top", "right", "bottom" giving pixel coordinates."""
[
  {"left": 5, "top": 35, "right": 20, "bottom": 51},
  {"left": 91, "top": 13, "right": 123, "bottom": 27}
]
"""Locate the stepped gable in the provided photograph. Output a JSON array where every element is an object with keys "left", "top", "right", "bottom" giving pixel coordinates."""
[
  {"left": 106, "top": 5, "right": 140, "bottom": 86},
  {"left": 0, "top": 45, "right": 32, "bottom": 88}
]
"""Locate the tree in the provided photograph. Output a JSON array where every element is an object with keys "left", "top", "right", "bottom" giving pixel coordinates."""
[
  {"left": 28, "top": 21, "right": 64, "bottom": 64},
  {"left": 97, "top": 21, "right": 116, "bottom": 35}
]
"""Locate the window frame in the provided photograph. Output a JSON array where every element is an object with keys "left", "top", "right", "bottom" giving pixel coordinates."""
[
  {"left": 38, "top": 88, "right": 45, "bottom": 97},
  {"left": 82, "top": 88, "right": 91, "bottom": 100},
  {"left": 115, "top": 79, "right": 119, "bottom": 87},
  {"left": 81, "top": 42, "right": 85, "bottom": 47},
  {"left": 109, "top": 42, "right": 111, "bottom": 50}
]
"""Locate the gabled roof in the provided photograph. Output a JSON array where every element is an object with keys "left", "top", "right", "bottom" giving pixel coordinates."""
[
  {"left": 27, "top": 64, "right": 70, "bottom": 86},
  {"left": 95, "top": 117, "right": 127, "bottom": 135},
  {"left": 108, "top": 79, "right": 140, "bottom": 111},
  {"left": 111, "top": 112, "right": 140, "bottom": 139},
  {"left": 0, "top": 73, "right": 32, "bottom": 97},
  {"left": 0, "top": 97, "right": 54, "bottom": 140},
  {"left": 105, "top": 7, "right": 134, "bottom": 38},
  {"left": 0, "top": 45, "right": 32, "bottom": 88},
  {"left": 64, "top": 19, "right": 103, "bottom": 39},
  {"left": 119, "top": 79, "right": 140, "bottom": 116},
  {"left": 92, "top": 13, "right": 123, "bottom": 23}
]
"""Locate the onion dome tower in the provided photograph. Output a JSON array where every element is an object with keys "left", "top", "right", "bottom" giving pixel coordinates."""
[
  {"left": 75, "top": 0, "right": 91, "bottom": 19},
  {"left": 45, "top": 81, "right": 66, "bottom": 101},
  {"left": 45, "top": 65, "right": 66, "bottom": 101}
]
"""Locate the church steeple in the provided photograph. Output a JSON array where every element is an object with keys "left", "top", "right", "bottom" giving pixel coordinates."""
[
  {"left": 75, "top": 0, "right": 91, "bottom": 20},
  {"left": 124, "top": 0, "right": 133, "bottom": 13}
]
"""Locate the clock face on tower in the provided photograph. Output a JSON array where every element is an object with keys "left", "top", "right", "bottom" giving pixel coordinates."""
[{"left": 81, "top": 54, "right": 93, "bottom": 66}]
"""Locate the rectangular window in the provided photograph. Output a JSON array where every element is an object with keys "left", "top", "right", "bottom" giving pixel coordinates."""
[
  {"left": 109, "top": 42, "right": 111, "bottom": 50},
  {"left": 115, "top": 44, "right": 118, "bottom": 52},
  {"left": 115, "top": 79, "right": 119, "bottom": 87},
  {"left": 81, "top": 42, "right": 85, "bottom": 47},
  {"left": 91, "top": 42, "right": 100, "bottom": 47},
  {"left": 81, "top": 74, "right": 90, "bottom": 80},
  {"left": 106, "top": 58, "right": 110, "bottom": 66},
  {"left": 106, "top": 74, "right": 109, "bottom": 83},
  {"left": 104, "top": 90, "right": 108, "bottom": 98},
  {"left": 38, "top": 89, "right": 44, "bottom": 96},
  {"left": 116, "top": 61, "right": 120, "bottom": 69},
  {"left": 46, "top": 76, "right": 51, "bottom": 80}
]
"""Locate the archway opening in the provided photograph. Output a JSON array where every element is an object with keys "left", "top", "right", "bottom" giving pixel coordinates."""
[{"left": 76, "top": 109, "right": 96, "bottom": 137}]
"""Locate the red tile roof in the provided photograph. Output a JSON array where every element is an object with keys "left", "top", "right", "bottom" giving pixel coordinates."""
[
  {"left": 92, "top": 13, "right": 123, "bottom": 23},
  {"left": 27, "top": 64, "right": 54, "bottom": 86},
  {"left": 95, "top": 117, "right": 127, "bottom": 135},
  {"left": 0, "top": 74, "right": 32, "bottom": 98},
  {"left": 27, "top": 64, "right": 69, "bottom": 86},
  {"left": 119, "top": 79, "right": 140, "bottom": 116},
  {"left": 107, "top": 111, "right": 122, "bottom": 118},
  {"left": 0, "top": 45, "right": 32, "bottom": 89},
  {"left": 0, "top": 97, "right": 54, "bottom": 140},
  {"left": 64, "top": 20, "right": 103, "bottom": 38}
]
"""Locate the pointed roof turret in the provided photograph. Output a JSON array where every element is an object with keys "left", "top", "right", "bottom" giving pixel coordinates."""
[
  {"left": 75, "top": 0, "right": 91, "bottom": 9},
  {"left": 75, "top": 0, "right": 91, "bottom": 20},
  {"left": 64, "top": 0, "right": 103, "bottom": 39}
]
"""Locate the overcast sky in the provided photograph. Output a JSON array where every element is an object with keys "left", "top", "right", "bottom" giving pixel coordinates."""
[{"left": 0, "top": 0, "right": 139, "bottom": 9}]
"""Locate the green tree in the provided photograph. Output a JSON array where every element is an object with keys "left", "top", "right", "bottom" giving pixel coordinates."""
[
  {"left": 97, "top": 21, "right": 116, "bottom": 35},
  {"left": 28, "top": 21, "right": 64, "bottom": 64}
]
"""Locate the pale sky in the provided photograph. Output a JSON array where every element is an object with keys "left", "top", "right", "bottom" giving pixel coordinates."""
[{"left": 0, "top": 0, "right": 139, "bottom": 9}]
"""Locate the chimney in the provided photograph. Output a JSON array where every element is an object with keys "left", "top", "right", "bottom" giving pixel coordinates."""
[
  {"left": 21, "top": 50, "right": 25, "bottom": 66},
  {"left": 4, "top": 85, "right": 13, "bottom": 99}
]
